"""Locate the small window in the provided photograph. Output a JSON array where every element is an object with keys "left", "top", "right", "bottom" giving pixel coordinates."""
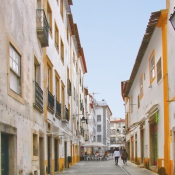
[
  {"left": 97, "top": 115, "right": 101, "bottom": 122},
  {"left": 60, "top": 38, "right": 64, "bottom": 64},
  {"left": 60, "top": 0, "right": 64, "bottom": 19},
  {"left": 157, "top": 58, "right": 162, "bottom": 83},
  {"left": 73, "top": 52, "right": 75, "bottom": 65},
  {"left": 33, "top": 133, "right": 38, "bottom": 156},
  {"left": 66, "top": 27, "right": 69, "bottom": 41},
  {"left": 149, "top": 53, "right": 155, "bottom": 83},
  {"left": 47, "top": 65, "right": 51, "bottom": 91},
  {"left": 138, "top": 95, "right": 140, "bottom": 109},
  {"left": 47, "top": 3, "right": 52, "bottom": 35},
  {"left": 139, "top": 74, "right": 143, "bottom": 99},
  {"left": 97, "top": 135, "right": 101, "bottom": 142},
  {"left": 10, "top": 44, "right": 21, "bottom": 95},
  {"left": 97, "top": 125, "right": 101, "bottom": 132},
  {"left": 34, "top": 56, "right": 40, "bottom": 84},
  {"left": 55, "top": 23, "right": 59, "bottom": 52},
  {"left": 130, "top": 96, "right": 133, "bottom": 113},
  {"left": 55, "top": 75, "right": 60, "bottom": 102}
]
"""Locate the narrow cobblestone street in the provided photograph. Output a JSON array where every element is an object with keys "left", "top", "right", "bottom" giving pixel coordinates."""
[{"left": 59, "top": 159, "right": 158, "bottom": 175}]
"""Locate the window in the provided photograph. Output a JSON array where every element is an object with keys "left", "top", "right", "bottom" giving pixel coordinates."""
[
  {"left": 79, "top": 70, "right": 81, "bottom": 86},
  {"left": 54, "top": 139, "right": 58, "bottom": 171},
  {"left": 130, "top": 96, "right": 133, "bottom": 113},
  {"left": 97, "top": 115, "right": 101, "bottom": 122},
  {"left": 157, "top": 57, "right": 162, "bottom": 83},
  {"left": 33, "top": 133, "right": 38, "bottom": 156},
  {"left": 60, "top": 0, "right": 64, "bottom": 19},
  {"left": 149, "top": 52, "right": 155, "bottom": 83},
  {"left": 73, "top": 52, "right": 75, "bottom": 65},
  {"left": 61, "top": 81, "right": 65, "bottom": 118},
  {"left": 74, "top": 87, "right": 75, "bottom": 100},
  {"left": 66, "top": 27, "right": 69, "bottom": 41},
  {"left": 60, "top": 38, "right": 64, "bottom": 64},
  {"left": 110, "top": 123, "right": 114, "bottom": 127},
  {"left": 97, "top": 135, "right": 101, "bottom": 142},
  {"left": 47, "top": 2, "right": 52, "bottom": 35},
  {"left": 139, "top": 74, "right": 143, "bottom": 99},
  {"left": 34, "top": 56, "right": 40, "bottom": 84},
  {"left": 76, "top": 62, "right": 78, "bottom": 74},
  {"left": 10, "top": 44, "right": 21, "bottom": 95},
  {"left": 55, "top": 22, "right": 59, "bottom": 52},
  {"left": 47, "top": 65, "right": 51, "bottom": 91},
  {"left": 55, "top": 72, "right": 60, "bottom": 102},
  {"left": 138, "top": 94, "right": 140, "bottom": 108},
  {"left": 97, "top": 125, "right": 101, "bottom": 132}
]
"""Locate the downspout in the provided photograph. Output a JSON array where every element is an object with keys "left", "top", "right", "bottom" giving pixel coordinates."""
[{"left": 157, "top": 9, "right": 169, "bottom": 174}]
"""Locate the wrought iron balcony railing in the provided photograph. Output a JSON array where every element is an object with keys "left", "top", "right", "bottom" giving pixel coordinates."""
[
  {"left": 36, "top": 9, "right": 49, "bottom": 47},
  {"left": 33, "top": 81, "right": 43, "bottom": 112},
  {"left": 47, "top": 89, "right": 55, "bottom": 114},
  {"left": 61, "top": 106, "right": 69, "bottom": 122},
  {"left": 55, "top": 100, "right": 61, "bottom": 118}
]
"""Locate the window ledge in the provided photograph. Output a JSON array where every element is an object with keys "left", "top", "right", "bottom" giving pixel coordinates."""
[
  {"left": 32, "top": 156, "right": 39, "bottom": 161},
  {"left": 8, "top": 88, "right": 24, "bottom": 104}
]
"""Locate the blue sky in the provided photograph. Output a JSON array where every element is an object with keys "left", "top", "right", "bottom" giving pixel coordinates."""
[{"left": 71, "top": 1, "right": 165, "bottom": 118}]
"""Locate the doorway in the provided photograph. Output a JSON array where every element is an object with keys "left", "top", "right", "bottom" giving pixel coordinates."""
[
  {"left": 64, "top": 142, "right": 67, "bottom": 168},
  {"left": 39, "top": 137, "right": 44, "bottom": 175},
  {"left": 47, "top": 137, "right": 51, "bottom": 175},
  {"left": 1, "top": 134, "right": 9, "bottom": 175},
  {"left": 54, "top": 139, "right": 59, "bottom": 172},
  {"left": 131, "top": 136, "right": 134, "bottom": 162},
  {"left": 140, "top": 129, "right": 144, "bottom": 164},
  {"left": 150, "top": 123, "right": 158, "bottom": 166},
  {"left": 135, "top": 134, "right": 137, "bottom": 163}
]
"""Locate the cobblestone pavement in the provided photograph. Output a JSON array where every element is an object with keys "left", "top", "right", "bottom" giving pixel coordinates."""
[
  {"left": 59, "top": 159, "right": 129, "bottom": 175},
  {"left": 59, "top": 158, "right": 158, "bottom": 175}
]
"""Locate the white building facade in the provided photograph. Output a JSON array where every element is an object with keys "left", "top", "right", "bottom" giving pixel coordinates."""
[
  {"left": 121, "top": 8, "right": 172, "bottom": 174},
  {"left": 95, "top": 100, "right": 112, "bottom": 149}
]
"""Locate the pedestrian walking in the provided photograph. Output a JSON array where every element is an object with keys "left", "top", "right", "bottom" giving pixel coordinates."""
[
  {"left": 121, "top": 149, "right": 128, "bottom": 165},
  {"left": 113, "top": 148, "right": 120, "bottom": 165}
]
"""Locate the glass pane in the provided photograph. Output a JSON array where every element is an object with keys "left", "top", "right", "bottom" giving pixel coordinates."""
[
  {"left": 171, "top": 14, "right": 175, "bottom": 29},
  {"left": 10, "top": 46, "right": 13, "bottom": 57},
  {"left": 10, "top": 59, "right": 12, "bottom": 68}
]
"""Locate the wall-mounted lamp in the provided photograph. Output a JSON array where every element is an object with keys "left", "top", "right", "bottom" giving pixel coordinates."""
[
  {"left": 169, "top": 7, "right": 175, "bottom": 30},
  {"left": 81, "top": 116, "right": 86, "bottom": 123}
]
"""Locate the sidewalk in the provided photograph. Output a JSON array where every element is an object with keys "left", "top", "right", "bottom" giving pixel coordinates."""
[{"left": 118, "top": 158, "right": 158, "bottom": 175}]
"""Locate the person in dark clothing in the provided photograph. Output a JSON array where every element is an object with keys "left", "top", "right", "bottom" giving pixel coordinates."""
[{"left": 121, "top": 149, "right": 128, "bottom": 165}]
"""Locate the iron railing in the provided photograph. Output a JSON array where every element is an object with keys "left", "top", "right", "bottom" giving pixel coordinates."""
[
  {"left": 36, "top": 9, "right": 49, "bottom": 47},
  {"left": 33, "top": 81, "right": 43, "bottom": 112},
  {"left": 55, "top": 100, "right": 61, "bottom": 118},
  {"left": 65, "top": 107, "right": 69, "bottom": 121},
  {"left": 47, "top": 89, "right": 54, "bottom": 113}
]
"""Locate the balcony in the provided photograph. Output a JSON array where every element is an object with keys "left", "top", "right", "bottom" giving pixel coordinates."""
[
  {"left": 55, "top": 100, "right": 61, "bottom": 119},
  {"left": 33, "top": 81, "right": 43, "bottom": 112},
  {"left": 61, "top": 106, "right": 69, "bottom": 122},
  {"left": 36, "top": 9, "right": 49, "bottom": 47},
  {"left": 67, "top": 79, "right": 71, "bottom": 96},
  {"left": 47, "top": 89, "right": 55, "bottom": 114}
]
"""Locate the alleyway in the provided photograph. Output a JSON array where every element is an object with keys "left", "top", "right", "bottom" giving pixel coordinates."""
[{"left": 59, "top": 159, "right": 158, "bottom": 175}]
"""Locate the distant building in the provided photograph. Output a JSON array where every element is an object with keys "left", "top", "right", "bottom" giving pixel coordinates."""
[
  {"left": 110, "top": 118, "right": 125, "bottom": 146},
  {"left": 95, "top": 99, "right": 112, "bottom": 149}
]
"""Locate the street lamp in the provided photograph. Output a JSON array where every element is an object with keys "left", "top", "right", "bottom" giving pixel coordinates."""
[
  {"left": 81, "top": 116, "right": 86, "bottom": 123},
  {"left": 169, "top": 7, "right": 175, "bottom": 30}
]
